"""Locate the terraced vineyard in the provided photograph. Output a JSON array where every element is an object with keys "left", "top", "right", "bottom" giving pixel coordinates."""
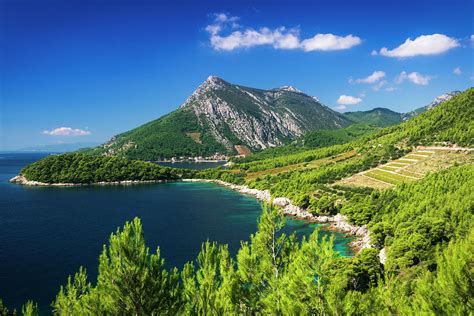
[{"left": 337, "top": 147, "right": 473, "bottom": 189}]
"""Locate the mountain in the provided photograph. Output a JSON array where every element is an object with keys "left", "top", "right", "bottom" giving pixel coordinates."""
[
  {"left": 342, "top": 91, "right": 462, "bottom": 127},
  {"left": 91, "top": 76, "right": 351, "bottom": 160},
  {"left": 343, "top": 108, "right": 404, "bottom": 127},
  {"left": 404, "top": 90, "right": 461, "bottom": 119}
]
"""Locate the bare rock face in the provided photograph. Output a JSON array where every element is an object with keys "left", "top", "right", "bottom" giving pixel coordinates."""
[{"left": 179, "top": 76, "right": 350, "bottom": 152}]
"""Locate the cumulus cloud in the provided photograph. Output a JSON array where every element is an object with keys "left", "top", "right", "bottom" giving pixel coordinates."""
[
  {"left": 42, "top": 127, "right": 91, "bottom": 136},
  {"left": 453, "top": 67, "right": 462, "bottom": 75},
  {"left": 210, "top": 27, "right": 301, "bottom": 51},
  {"left": 377, "top": 34, "right": 459, "bottom": 58},
  {"left": 337, "top": 95, "right": 362, "bottom": 105},
  {"left": 396, "top": 71, "right": 432, "bottom": 86},
  {"left": 206, "top": 13, "right": 361, "bottom": 52},
  {"left": 351, "top": 71, "right": 386, "bottom": 84},
  {"left": 300, "top": 34, "right": 361, "bottom": 52}
]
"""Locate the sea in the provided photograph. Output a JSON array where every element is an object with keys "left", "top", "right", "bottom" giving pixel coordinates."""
[{"left": 0, "top": 152, "right": 353, "bottom": 313}]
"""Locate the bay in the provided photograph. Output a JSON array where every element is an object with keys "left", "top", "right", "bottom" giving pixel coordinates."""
[{"left": 0, "top": 153, "right": 353, "bottom": 313}]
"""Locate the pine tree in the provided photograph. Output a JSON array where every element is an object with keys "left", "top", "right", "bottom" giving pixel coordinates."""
[
  {"left": 52, "top": 267, "right": 91, "bottom": 315},
  {"left": 21, "top": 301, "right": 38, "bottom": 316},
  {"left": 236, "top": 203, "right": 297, "bottom": 313},
  {"left": 94, "top": 217, "right": 182, "bottom": 315},
  {"left": 181, "top": 242, "right": 237, "bottom": 314}
]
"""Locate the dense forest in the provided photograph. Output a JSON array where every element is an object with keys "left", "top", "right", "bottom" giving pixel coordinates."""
[
  {"left": 20, "top": 153, "right": 189, "bottom": 184},
  {"left": 7, "top": 88, "right": 473, "bottom": 315}
]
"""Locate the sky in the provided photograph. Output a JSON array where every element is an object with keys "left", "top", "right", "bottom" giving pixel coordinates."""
[{"left": 0, "top": 0, "right": 473, "bottom": 150}]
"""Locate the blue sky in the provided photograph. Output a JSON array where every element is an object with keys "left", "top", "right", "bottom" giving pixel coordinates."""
[{"left": 1, "top": 0, "right": 473, "bottom": 150}]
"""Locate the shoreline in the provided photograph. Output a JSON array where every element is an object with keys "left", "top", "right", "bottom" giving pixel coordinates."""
[
  {"left": 10, "top": 174, "right": 372, "bottom": 254},
  {"left": 9, "top": 175, "right": 174, "bottom": 187},
  {"left": 182, "top": 179, "right": 372, "bottom": 253}
]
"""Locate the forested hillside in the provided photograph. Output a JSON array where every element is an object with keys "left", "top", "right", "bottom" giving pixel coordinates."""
[
  {"left": 343, "top": 108, "right": 404, "bottom": 127},
  {"left": 19, "top": 153, "right": 186, "bottom": 184}
]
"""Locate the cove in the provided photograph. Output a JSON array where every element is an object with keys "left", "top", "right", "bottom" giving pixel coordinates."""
[{"left": 0, "top": 153, "right": 353, "bottom": 313}]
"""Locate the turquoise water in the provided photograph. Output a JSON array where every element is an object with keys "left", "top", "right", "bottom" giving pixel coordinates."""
[{"left": 0, "top": 153, "right": 353, "bottom": 313}]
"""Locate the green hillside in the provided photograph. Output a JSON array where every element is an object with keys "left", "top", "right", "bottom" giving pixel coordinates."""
[
  {"left": 88, "top": 108, "right": 228, "bottom": 160},
  {"left": 343, "top": 108, "right": 404, "bottom": 127},
  {"left": 233, "top": 124, "right": 378, "bottom": 163},
  {"left": 224, "top": 88, "right": 473, "bottom": 203}
]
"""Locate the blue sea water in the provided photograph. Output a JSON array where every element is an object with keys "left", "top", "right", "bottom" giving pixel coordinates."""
[{"left": 0, "top": 153, "right": 353, "bottom": 313}]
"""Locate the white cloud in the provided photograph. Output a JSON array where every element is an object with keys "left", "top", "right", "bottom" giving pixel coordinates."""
[
  {"left": 351, "top": 71, "right": 386, "bottom": 84},
  {"left": 370, "top": 50, "right": 378, "bottom": 56},
  {"left": 471, "top": 35, "right": 474, "bottom": 42},
  {"left": 372, "top": 80, "right": 388, "bottom": 91},
  {"left": 334, "top": 105, "right": 347, "bottom": 111},
  {"left": 206, "top": 13, "right": 361, "bottom": 52},
  {"left": 378, "top": 34, "right": 459, "bottom": 58},
  {"left": 210, "top": 27, "right": 301, "bottom": 51},
  {"left": 337, "top": 95, "right": 362, "bottom": 105},
  {"left": 385, "top": 86, "right": 397, "bottom": 92},
  {"left": 300, "top": 34, "right": 361, "bottom": 52},
  {"left": 396, "top": 71, "right": 432, "bottom": 86},
  {"left": 43, "top": 127, "right": 91, "bottom": 136},
  {"left": 453, "top": 67, "right": 462, "bottom": 75}
]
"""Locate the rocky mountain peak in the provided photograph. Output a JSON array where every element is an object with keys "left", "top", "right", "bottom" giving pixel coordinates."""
[
  {"left": 277, "top": 85, "right": 304, "bottom": 93},
  {"left": 426, "top": 91, "right": 461, "bottom": 110},
  {"left": 181, "top": 76, "right": 229, "bottom": 108}
]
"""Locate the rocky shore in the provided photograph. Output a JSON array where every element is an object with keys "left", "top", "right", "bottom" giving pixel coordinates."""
[
  {"left": 182, "top": 179, "right": 372, "bottom": 252},
  {"left": 9, "top": 175, "right": 169, "bottom": 187}
]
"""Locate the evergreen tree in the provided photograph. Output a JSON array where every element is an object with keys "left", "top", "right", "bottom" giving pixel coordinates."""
[
  {"left": 94, "top": 218, "right": 182, "bottom": 315},
  {"left": 181, "top": 242, "right": 237, "bottom": 314}
]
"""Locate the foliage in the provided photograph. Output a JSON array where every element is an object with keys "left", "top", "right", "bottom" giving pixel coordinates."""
[
  {"left": 89, "top": 108, "right": 230, "bottom": 160},
  {"left": 52, "top": 218, "right": 183, "bottom": 315},
  {"left": 0, "top": 300, "right": 38, "bottom": 316},
  {"left": 20, "top": 153, "right": 187, "bottom": 184},
  {"left": 233, "top": 124, "right": 378, "bottom": 163},
  {"left": 343, "top": 165, "right": 473, "bottom": 274},
  {"left": 343, "top": 108, "right": 404, "bottom": 127}
]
